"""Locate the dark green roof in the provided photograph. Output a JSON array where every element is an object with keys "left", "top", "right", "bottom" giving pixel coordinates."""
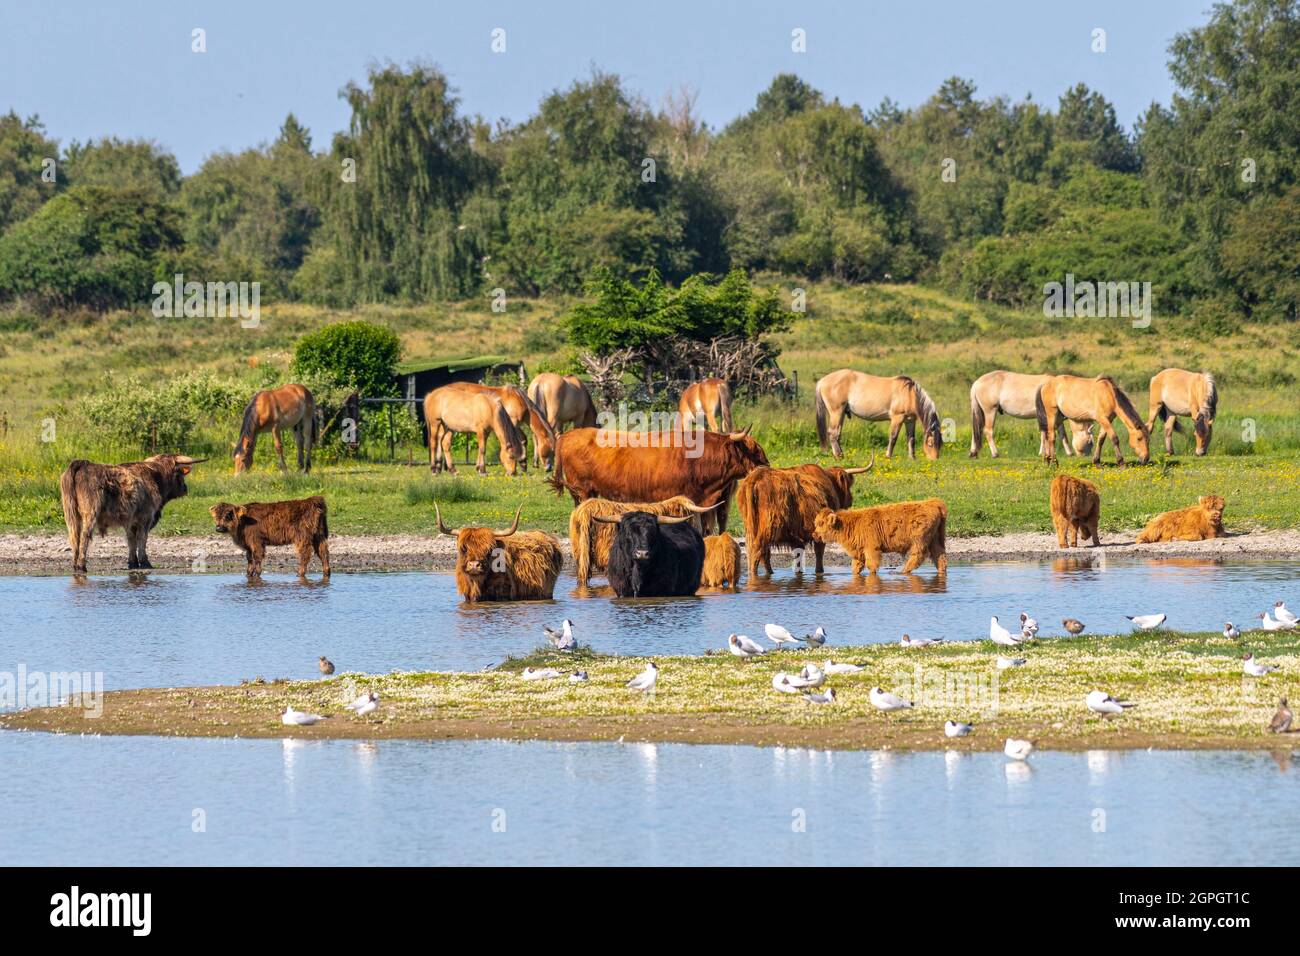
[{"left": 397, "top": 355, "right": 511, "bottom": 375}]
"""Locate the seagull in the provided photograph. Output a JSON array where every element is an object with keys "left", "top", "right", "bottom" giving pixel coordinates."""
[
  {"left": 764, "top": 623, "right": 800, "bottom": 648},
  {"left": 801, "top": 626, "right": 828, "bottom": 647},
  {"left": 1268, "top": 697, "right": 1293, "bottom": 733},
  {"left": 823, "top": 660, "right": 866, "bottom": 675},
  {"left": 990, "top": 616, "right": 1024, "bottom": 646},
  {"left": 728, "top": 633, "right": 766, "bottom": 658},
  {"left": 281, "top": 706, "right": 325, "bottom": 726},
  {"left": 346, "top": 691, "right": 380, "bottom": 717},
  {"left": 521, "top": 667, "right": 562, "bottom": 681},
  {"left": 944, "top": 720, "right": 974, "bottom": 737},
  {"left": 1004, "top": 738, "right": 1035, "bottom": 761},
  {"left": 544, "top": 618, "right": 577, "bottom": 651},
  {"left": 996, "top": 656, "right": 1027, "bottom": 670},
  {"left": 569, "top": 670, "right": 589, "bottom": 683},
  {"left": 772, "top": 672, "right": 802, "bottom": 694},
  {"left": 626, "top": 662, "right": 658, "bottom": 692},
  {"left": 792, "top": 663, "right": 825, "bottom": 688},
  {"left": 1062, "top": 618, "right": 1086, "bottom": 636},
  {"left": 1275, "top": 602, "right": 1299, "bottom": 626},
  {"left": 318, "top": 656, "right": 335, "bottom": 676},
  {"left": 1259, "top": 611, "right": 1293, "bottom": 631},
  {"left": 1019, "top": 612, "right": 1039, "bottom": 637},
  {"left": 802, "top": 688, "right": 836, "bottom": 705},
  {"left": 1127, "top": 613, "right": 1167, "bottom": 630},
  {"left": 901, "top": 634, "right": 945, "bottom": 648},
  {"left": 1224, "top": 622, "right": 1241, "bottom": 640},
  {"left": 1243, "top": 653, "right": 1279, "bottom": 677},
  {"left": 869, "top": 687, "right": 913, "bottom": 711},
  {"left": 1086, "top": 690, "right": 1136, "bottom": 715}
]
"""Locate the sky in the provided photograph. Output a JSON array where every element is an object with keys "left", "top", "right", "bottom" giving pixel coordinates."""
[{"left": 1, "top": 0, "right": 1213, "bottom": 173}]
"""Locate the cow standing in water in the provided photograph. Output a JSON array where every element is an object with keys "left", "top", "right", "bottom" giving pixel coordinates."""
[{"left": 596, "top": 510, "right": 706, "bottom": 598}]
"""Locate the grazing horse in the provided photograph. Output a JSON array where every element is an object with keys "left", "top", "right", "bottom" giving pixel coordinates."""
[
  {"left": 1036, "top": 375, "right": 1149, "bottom": 465},
  {"left": 423, "top": 385, "right": 525, "bottom": 476},
  {"left": 969, "top": 370, "right": 1093, "bottom": 458},
  {"left": 233, "top": 384, "right": 316, "bottom": 474},
  {"left": 527, "top": 373, "right": 598, "bottom": 440},
  {"left": 678, "top": 378, "right": 734, "bottom": 432},
  {"left": 1145, "top": 368, "right": 1217, "bottom": 456},
  {"left": 815, "top": 369, "right": 943, "bottom": 460},
  {"left": 443, "top": 381, "right": 556, "bottom": 471}
]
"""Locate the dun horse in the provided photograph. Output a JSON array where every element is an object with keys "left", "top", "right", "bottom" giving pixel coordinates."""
[
  {"left": 423, "top": 385, "right": 526, "bottom": 476},
  {"left": 1146, "top": 368, "right": 1217, "bottom": 456},
  {"left": 969, "top": 370, "right": 1093, "bottom": 458},
  {"left": 815, "top": 369, "right": 943, "bottom": 460},
  {"left": 1035, "top": 375, "right": 1150, "bottom": 465},
  {"left": 678, "top": 378, "right": 734, "bottom": 432},
  {"left": 527, "top": 373, "right": 599, "bottom": 443},
  {"left": 443, "top": 381, "right": 556, "bottom": 471},
  {"left": 233, "top": 384, "right": 316, "bottom": 474}
]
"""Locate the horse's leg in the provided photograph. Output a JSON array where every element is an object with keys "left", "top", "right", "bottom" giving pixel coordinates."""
[
  {"left": 1164, "top": 415, "right": 1177, "bottom": 455},
  {"left": 905, "top": 418, "right": 917, "bottom": 460},
  {"left": 886, "top": 414, "right": 904, "bottom": 459},
  {"left": 1098, "top": 418, "right": 1122, "bottom": 465},
  {"left": 441, "top": 430, "right": 457, "bottom": 475},
  {"left": 827, "top": 404, "right": 847, "bottom": 459},
  {"left": 272, "top": 425, "right": 288, "bottom": 471},
  {"left": 1042, "top": 407, "right": 1059, "bottom": 463},
  {"left": 295, "top": 421, "right": 305, "bottom": 470},
  {"left": 985, "top": 406, "right": 1000, "bottom": 458},
  {"left": 475, "top": 429, "right": 488, "bottom": 475}
]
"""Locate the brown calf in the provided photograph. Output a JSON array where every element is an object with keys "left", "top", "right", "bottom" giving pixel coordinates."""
[
  {"left": 701, "top": 533, "right": 742, "bottom": 589},
  {"left": 1049, "top": 475, "right": 1100, "bottom": 548},
  {"left": 1136, "top": 495, "right": 1225, "bottom": 543},
  {"left": 210, "top": 496, "right": 331, "bottom": 579},
  {"left": 812, "top": 498, "right": 948, "bottom": 575}
]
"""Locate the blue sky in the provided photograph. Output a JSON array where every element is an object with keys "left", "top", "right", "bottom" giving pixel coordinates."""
[{"left": 1, "top": 0, "right": 1211, "bottom": 172}]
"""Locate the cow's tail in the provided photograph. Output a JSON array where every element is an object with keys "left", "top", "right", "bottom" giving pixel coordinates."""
[
  {"left": 969, "top": 391, "right": 985, "bottom": 455},
  {"left": 311, "top": 495, "right": 329, "bottom": 538},
  {"left": 815, "top": 387, "right": 830, "bottom": 451},
  {"left": 60, "top": 460, "right": 86, "bottom": 548}
]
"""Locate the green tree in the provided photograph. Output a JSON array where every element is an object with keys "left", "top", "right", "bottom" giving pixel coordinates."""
[
  {"left": 63, "top": 137, "right": 182, "bottom": 196},
  {"left": 0, "top": 111, "right": 61, "bottom": 232}
]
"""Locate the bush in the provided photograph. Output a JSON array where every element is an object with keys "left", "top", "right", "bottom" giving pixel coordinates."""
[
  {"left": 76, "top": 371, "right": 246, "bottom": 452},
  {"left": 291, "top": 320, "right": 401, "bottom": 397}
]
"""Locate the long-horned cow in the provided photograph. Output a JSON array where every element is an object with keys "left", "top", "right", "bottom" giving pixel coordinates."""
[{"left": 436, "top": 503, "right": 562, "bottom": 601}]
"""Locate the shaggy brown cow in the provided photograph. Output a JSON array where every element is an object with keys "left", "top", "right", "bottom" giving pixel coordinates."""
[
  {"left": 701, "top": 533, "right": 742, "bottom": 589},
  {"left": 812, "top": 498, "right": 948, "bottom": 575},
  {"left": 1135, "top": 495, "right": 1225, "bottom": 543},
  {"left": 1049, "top": 474, "right": 1101, "bottom": 548},
  {"left": 569, "top": 495, "right": 715, "bottom": 586},
  {"left": 549, "top": 426, "right": 769, "bottom": 534},
  {"left": 210, "top": 496, "right": 330, "bottom": 579},
  {"left": 60, "top": 454, "right": 206, "bottom": 572},
  {"left": 436, "top": 503, "right": 562, "bottom": 602},
  {"left": 736, "top": 457, "right": 874, "bottom": 576}
]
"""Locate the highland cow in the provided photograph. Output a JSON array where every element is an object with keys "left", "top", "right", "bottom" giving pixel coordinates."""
[
  {"left": 701, "top": 532, "right": 742, "bottom": 589},
  {"left": 1049, "top": 474, "right": 1101, "bottom": 548},
  {"left": 812, "top": 498, "right": 948, "bottom": 575},
  {"left": 1135, "top": 495, "right": 1225, "bottom": 543},
  {"left": 210, "top": 496, "right": 331, "bottom": 579},
  {"left": 597, "top": 510, "right": 706, "bottom": 598},
  {"left": 569, "top": 495, "right": 714, "bottom": 586},
  {"left": 437, "top": 503, "right": 562, "bottom": 602}
]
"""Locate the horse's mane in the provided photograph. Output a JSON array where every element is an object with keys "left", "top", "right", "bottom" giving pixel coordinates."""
[
  {"left": 518, "top": 389, "right": 556, "bottom": 442},
  {"left": 235, "top": 392, "right": 261, "bottom": 458},
  {"left": 1103, "top": 378, "right": 1145, "bottom": 432},
  {"left": 913, "top": 383, "right": 942, "bottom": 444},
  {"left": 1202, "top": 373, "right": 1218, "bottom": 420}
]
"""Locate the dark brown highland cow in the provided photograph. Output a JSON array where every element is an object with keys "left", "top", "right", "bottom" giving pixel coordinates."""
[{"left": 210, "top": 496, "right": 331, "bottom": 579}]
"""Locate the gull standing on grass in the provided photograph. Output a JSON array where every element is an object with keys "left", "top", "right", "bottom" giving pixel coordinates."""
[
  {"left": 346, "top": 691, "right": 380, "bottom": 718},
  {"left": 544, "top": 619, "right": 577, "bottom": 651},
  {"left": 569, "top": 670, "right": 589, "bottom": 683},
  {"left": 1274, "top": 602, "right": 1299, "bottom": 626},
  {"left": 1086, "top": 690, "right": 1135, "bottom": 716},
  {"left": 1258, "top": 611, "right": 1293, "bottom": 631},
  {"left": 901, "top": 634, "right": 945, "bottom": 648},
  {"left": 990, "top": 617, "right": 1024, "bottom": 646},
  {"left": 944, "top": 720, "right": 974, "bottom": 737},
  {"left": 522, "top": 667, "right": 562, "bottom": 681},
  {"left": 802, "top": 688, "right": 836, "bottom": 705},
  {"left": 801, "top": 626, "right": 828, "bottom": 648},
  {"left": 1019, "top": 613, "right": 1039, "bottom": 638},
  {"left": 281, "top": 706, "right": 326, "bottom": 726},
  {"left": 1127, "top": 613, "right": 1167, "bottom": 631},
  {"left": 1243, "top": 653, "right": 1280, "bottom": 677},
  {"left": 1224, "top": 622, "right": 1241, "bottom": 640},
  {"left": 1003, "top": 738, "right": 1035, "bottom": 761},
  {"left": 1268, "top": 698, "right": 1293, "bottom": 734},
  {"left": 823, "top": 660, "right": 866, "bottom": 675},
  {"left": 1062, "top": 618, "right": 1086, "bottom": 636},
  {"left": 626, "top": 662, "right": 658, "bottom": 693},
  {"left": 869, "top": 687, "right": 913, "bottom": 711},
  {"left": 764, "top": 623, "right": 801, "bottom": 649},
  {"left": 728, "top": 633, "right": 766, "bottom": 658}
]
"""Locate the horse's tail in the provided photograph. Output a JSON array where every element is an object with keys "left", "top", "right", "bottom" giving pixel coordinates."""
[
  {"left": 1202, "top": 373, "right": 1218, "bottom": 421},
  {"left": 1034, "top": 385, "right": 1048, "bottom": 435},
  {"left": 717, "top": 381, "right": 734, "bottom": 432},
  {"left": 815, "top": 384, "right": 830, "bottom": 451},
  {"left": 494, "top": 399, "right": 525, "bottom": 461},
  {"left": 969, "top": 388, "right": 985, "bottom": 455}
]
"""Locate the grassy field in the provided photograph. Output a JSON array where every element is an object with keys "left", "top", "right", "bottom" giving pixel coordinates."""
[
  {"left": 6, "top": 629, "right": 1299, "bottom": 750},
  {"left": 2, "top": 281, "right": 1299, "bottom": 537}
]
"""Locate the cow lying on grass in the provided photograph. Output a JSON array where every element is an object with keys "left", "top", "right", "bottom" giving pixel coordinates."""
[
  {"left": 569, "top": 495, "right": 715, "bottom": 586},
  {"left": 437, "top": 503, "right": 563, "bottom": 601},
  {"left": 1136, "top": 495, "right": 1225, "bottom": 543},
  {"left": 594, "top": 509, "right": 707, "bottom": 597},
  {"left": 701, "top": 532, "right": 742, "bottom": 589},
  {"left": 210, "top": 496, "right": 331, "bottom": 579},
  {"left": 1049, "top": 474, "right": 1101, "bottom": 548},
  {"left": 812, "top": 498, "right": 948, "bottom": 575},
  {"left": 60, "top": 454, "right": 206, "bottom": 573}
]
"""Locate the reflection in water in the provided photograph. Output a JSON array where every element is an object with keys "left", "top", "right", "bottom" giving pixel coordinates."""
[
  {"left": 1087, "top": 749, "right": 1110, "bottom": 779},
  {"left": 1003, "top": 760, "right": 1033, "bottom": 783}
]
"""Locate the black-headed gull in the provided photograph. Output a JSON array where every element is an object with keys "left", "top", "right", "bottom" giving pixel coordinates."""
[
  {"left": 1019, "top": 612, "right": 1039, "bottom": 637},
  {"left": 901, "top": 634, "right": 945, "bottom": 648},
  {"left": 869, "top": 687, "right": 913, "bottom": 711},
  {"left": 801, "top": 626, "right": 828, "bottom": 647},
  {"left": 569, "top": 670, "right": 589, "bottom": 683},
  {"left": 764, "top": 623, "right": 800, "bottom": 648},
  {"left": 1003, "top": 738, "right": 1034, "bottom": 761},
  {"left": 728, "top": 633, "right": 765, "bottom": 658},
  {"left": 944, "top": 720, "right": 973, "bottom": 737},
  {"left": 318, "top": 656, "right": 335, "bottom": 675},
  {"left": 522, "top": 666, "right": 562, "bottom": 681},
  {"left": 802, "top": 688, "right": 836, "bottom": 705},
  {"left": 281, "top": 706, "right": 325, "bottom": 726},
  {"left": 1086, "top": 690, "right": 1135, "bottom": 715},
  {"left": 1062, "top": 618, "right": 1086, "bottom": 636},
  {"left": 1243, "top": 653, "right": 1279, "bottom": 677},
  {"left": 1275, "top": 602, "right": 1299, "bottom": 626},
  {"left": 823, "top": 660, "right": 866, "bottom": 675},
  {"left": 772, "top": 672, "right": 802, "bottom": 694},
  {"left": 1258, "top": 611, "right": 1292, "bottom": 631},
  {"left": 1127, "top": 613, "right": 1167, "bottom": 630},
  {"left": 1224, "top": 622, "right": 1241, "bottom": 639},
  {"left": 626, "top": 662, "right": 658, "bottom": 692},
  {"left": 1268, "top": 697, "right": 1293, "bottom": 734},
  {"left": 544, "top": 618, "right": 577, "bottom": 651},
  {"left": 990, "top": 616, "right": 1023, "bottom": 646},
  {"left": 787, "top": 663, "right": 825, "bottom": 689},
  {"left": 996, "top": 656, "right": 1027, "bottom": 670}
]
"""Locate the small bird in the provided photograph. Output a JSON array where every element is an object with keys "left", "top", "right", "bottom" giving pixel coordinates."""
[
  {"left": 281, "top": 706, "right": 325, "bottom": 726},
  {"left": 990, "top": 616, "right": 1024, "bottom": 646},
  {"left": 728, "top": 633, "right": 766, "bottom": 658},
  {"left": 1127, "top": 613, "right": 1167, "bottom": 630},
  {"left": 521, "top": 667, "right": 562, "bottom": 681},
  {"left": 801, "top": 626, "right": 828, "bottom": 647},
  {"left": 764, "top": 623, "right": 800, "bottom": 648},
  {"left": 823, "top": 660, "right": 866, "bottom": 675},
  {"left": 1259, "top": 611, "right": 1293, "bottom": 632},
  {"left": 944, "top": 720, "right": 974, "bottom": 738},
  {"left": 789, "top": 663, "right": 825, "bottom": 689},
  {"left": 1019, "top": 612, "right": 1039, "bottom": 637},
  {"left": 1004, "top": 738, "right": 1035, "bottom": 761},
  {"left": 772, "top": 672, "right": 802, "bottom": 694},
  {"left": 996, "top": 656, "right": 1027, "bottom": 670},
  {"left": 1243, "top": 652, "right": 1279, "bottom": 677},
  {"left": 544, "top": 618, "right": 577, "bottom": 651},
  {"left": 901, "top": 634, "right": 945, "bottom": 648},
  {"left": 869, "top": 687, "right": 913, "bottom": 711},
  {"left": 1268, "top": 697, "right": 1293, "bottom": 733},
  {"left": 569, "top": 670, "right": 589, "bottom": 683},
  {"left": 318, "top": 656, "right": 335, "bottom": 676},
  {"left": 626, "top": 662, "right": 658, "bottom": 692},
  {"left": 1062, "top": 618, "right": 1086, "bottom": 636},
  {"left": 1275, "top": 602, "right": 1299, "bottom": 626},
  {"left": 802, "top": 688, "right": 836, "bottom": 705},
  {"left": 1224, "top": 622, "right": 1241, "bottom": 640},
  {"left": 1086, "top": 690, "right": 1136, "bottom": 716},
  {"left": 346, "top": 691, "right": 380, "bottom": 718}
]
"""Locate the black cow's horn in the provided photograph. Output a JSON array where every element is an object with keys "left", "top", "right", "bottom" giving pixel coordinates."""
[
  {"left": 844, "top": 452, "right": 876, "bottom": 474},
  {"left": 434, "top": 502, "right": 456, "bottom": 535},
  {"left": 679, "top": 501, "right": 723, "bottom": 514},
  {"left": 496, "top": 504, "right": 522, "bottom": 538},
  {"left": 656, "top": 513, "right": 694, "bottom": 525}
]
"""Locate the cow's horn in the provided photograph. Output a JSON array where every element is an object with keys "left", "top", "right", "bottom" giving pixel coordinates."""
[
  {"left": 174, "top": 456, "right": 208, "bottom": 465},
  {"left": 591, "top": 513, "right": 624, "bottom": 525},
  {"left": 845, "top": 453, "right": 876, "bottom": 475},
  {"left": 727, "top": 424, "right": 753, "bottom": 440},
  {"left": 656, "top": 513, "right": 694, "bottom": 525},
  {"left": 679, "top": 501, "right": 723, "bottom": 514},
  {"left": 496, "top": 504, "right": 522, "bottom": 537},
  {"left": 434, "top": 502, "right": 457, "bottom": 536}
]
